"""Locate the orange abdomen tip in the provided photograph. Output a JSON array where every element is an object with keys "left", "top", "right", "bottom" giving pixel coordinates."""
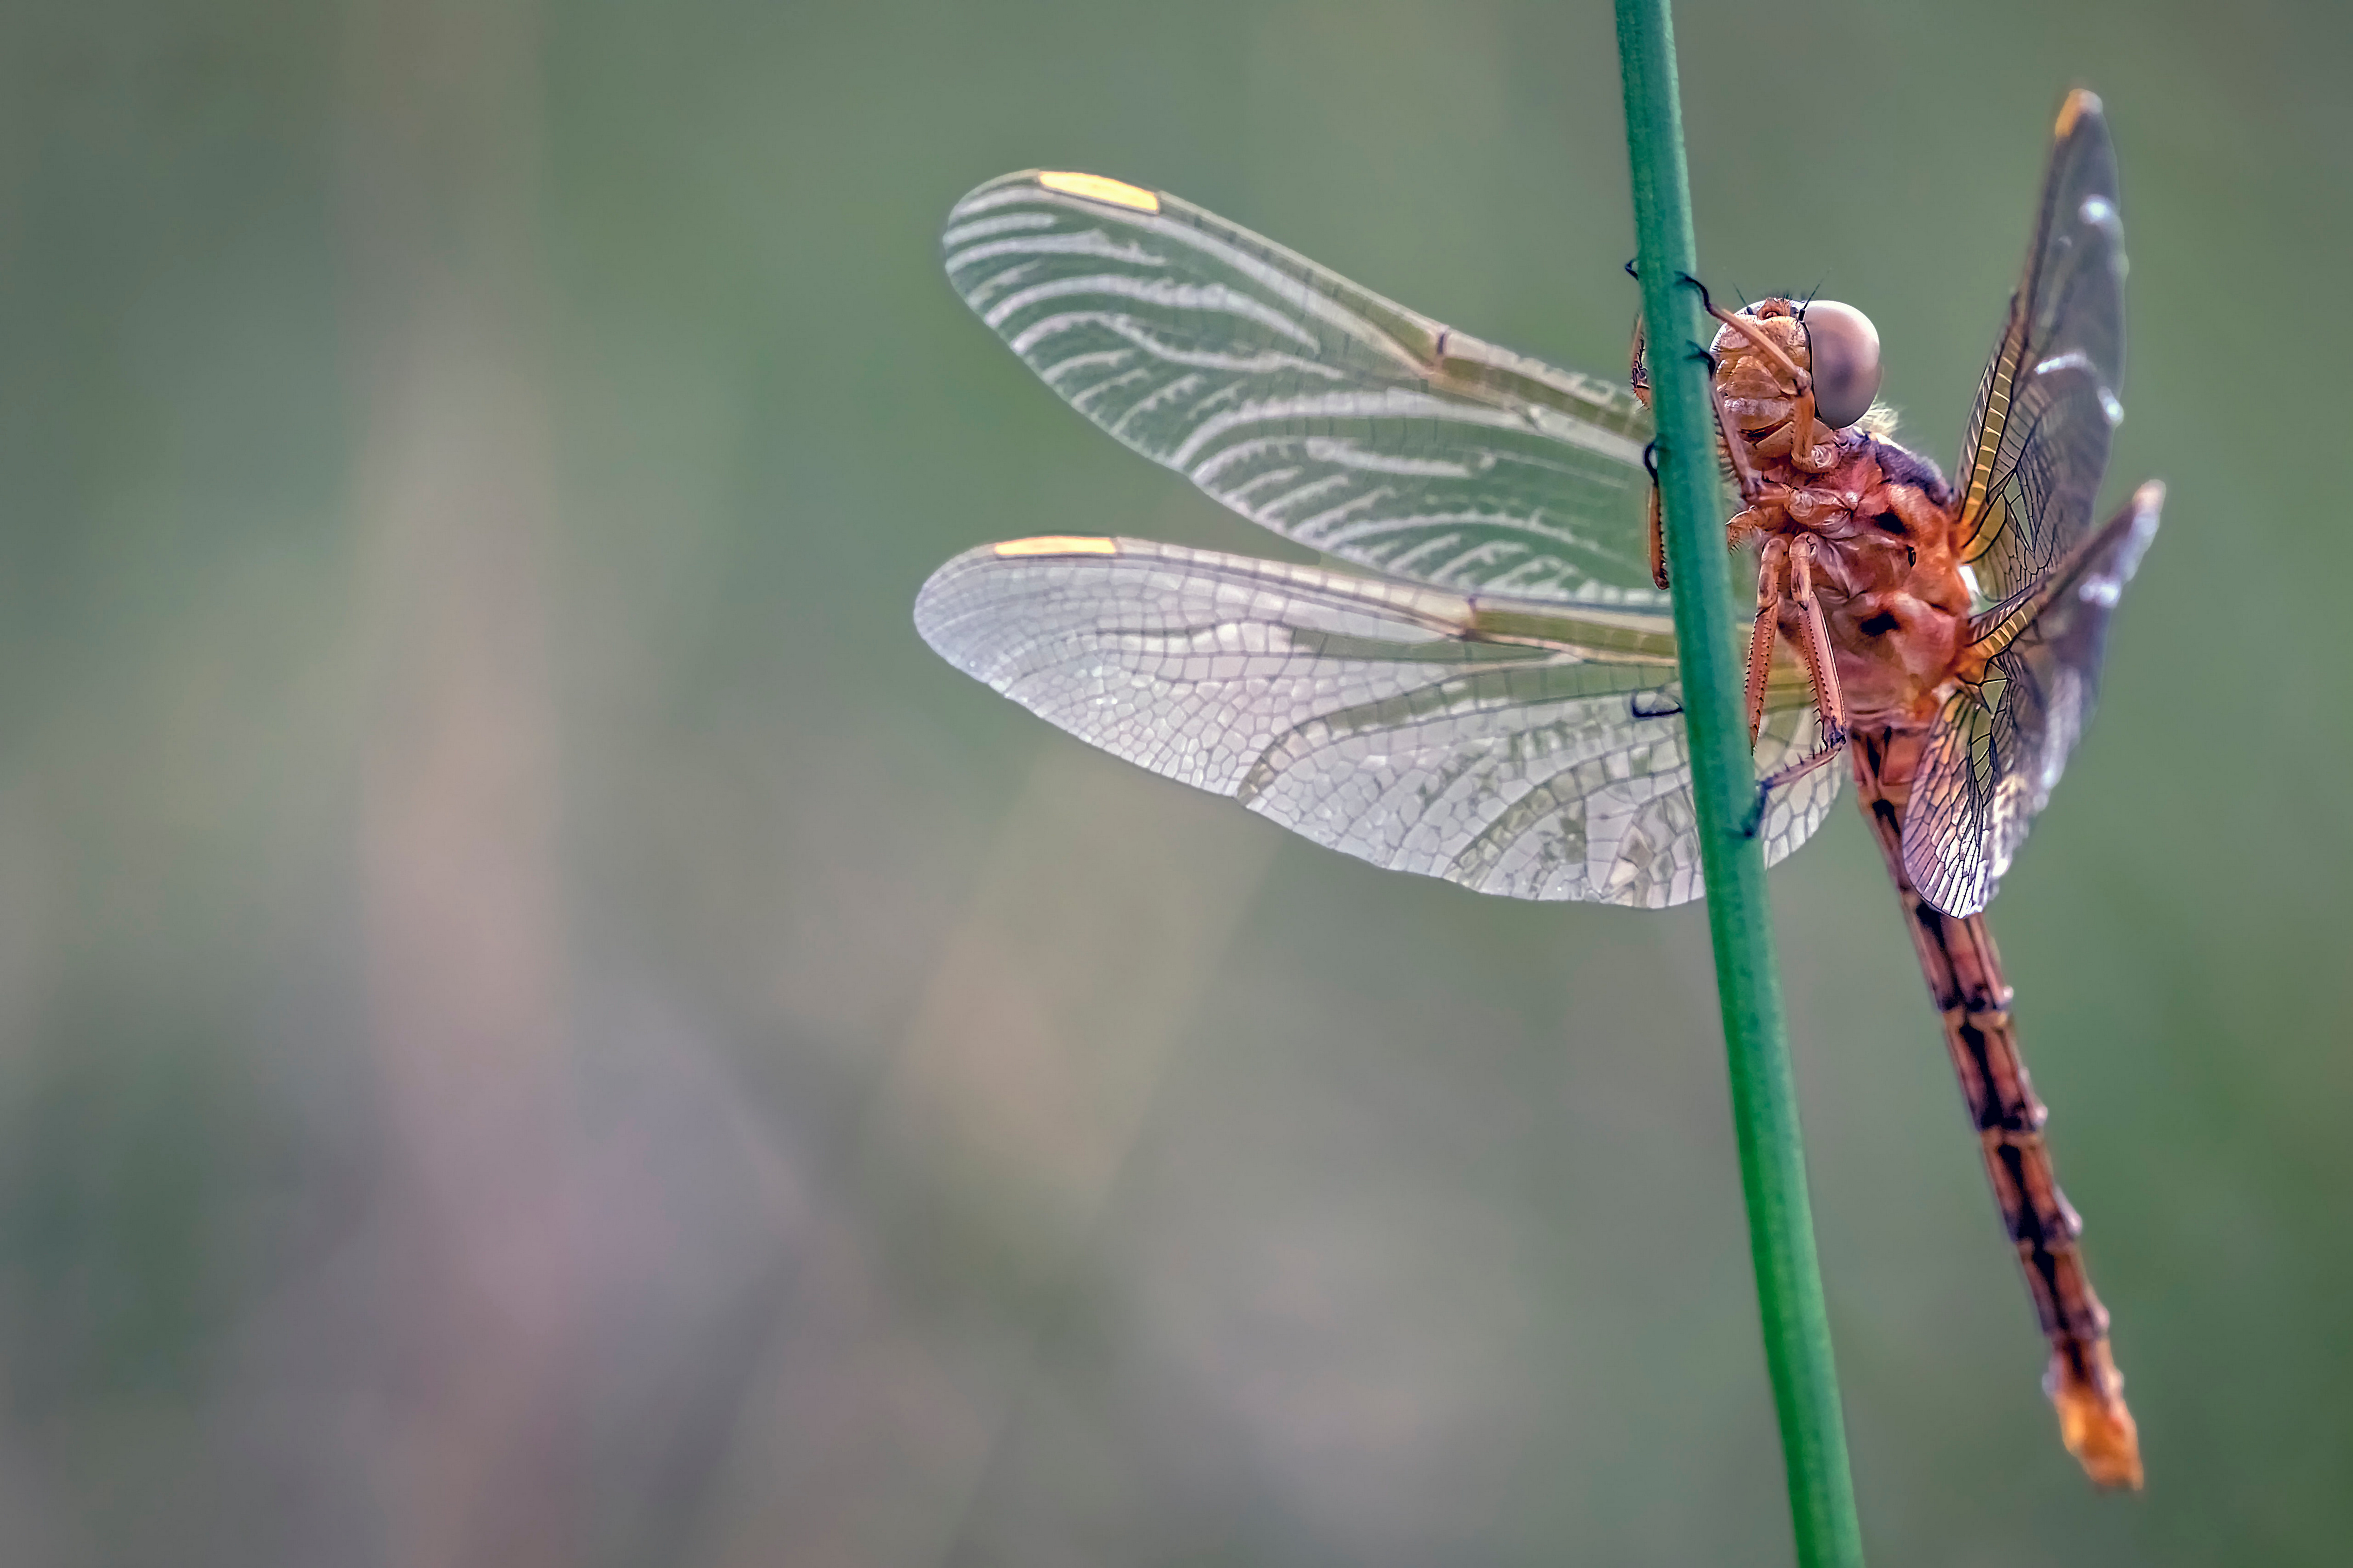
[{"left": 2049, "top": 1346, "right": 2144, "bottom": 1490}]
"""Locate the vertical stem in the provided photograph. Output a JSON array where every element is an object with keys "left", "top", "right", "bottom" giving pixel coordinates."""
[{"left": 1611, "top": 4, "right": 1866, "bottom": 1565}]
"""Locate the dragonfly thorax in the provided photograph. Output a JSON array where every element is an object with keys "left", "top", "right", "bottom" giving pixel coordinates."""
[{"left": 1750, "top": 438, "right": 1974, "bottom": 727}]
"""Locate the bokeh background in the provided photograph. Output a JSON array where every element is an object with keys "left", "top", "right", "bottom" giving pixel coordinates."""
[{"left": 0, "top": 0, "right": 2344, "bottom": 1563}]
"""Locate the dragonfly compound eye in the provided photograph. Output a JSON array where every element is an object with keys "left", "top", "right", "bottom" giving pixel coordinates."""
[{"left": 1801, "top": 300, "right": 1882, "bottom": 428}]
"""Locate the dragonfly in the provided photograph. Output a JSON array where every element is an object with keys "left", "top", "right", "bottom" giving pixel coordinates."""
[{"left": 915, "top": 90, "right": 2157, "bottom": 1489}]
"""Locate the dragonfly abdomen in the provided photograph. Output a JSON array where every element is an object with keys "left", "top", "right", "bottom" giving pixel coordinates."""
[{"left": 1852, "top": 729, "right": 2143, "bottom": 1489}]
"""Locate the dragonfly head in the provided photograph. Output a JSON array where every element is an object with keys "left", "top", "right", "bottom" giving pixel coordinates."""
[{"left": 1711, "top": 298, "right": 1883, "bottom": 434}]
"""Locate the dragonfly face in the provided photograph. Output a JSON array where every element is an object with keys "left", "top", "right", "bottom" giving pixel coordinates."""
[
  {"left": 916, "top": 88, "right": 2158, "bottom": 1487},
  {"left": 1707, "top": 298, "right": 1880, "bottom": 461}
]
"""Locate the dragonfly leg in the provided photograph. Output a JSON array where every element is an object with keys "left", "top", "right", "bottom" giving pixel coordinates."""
[
  {"left": 1786, "top": 386, "right": 1840, "bottom": 473},
  {"left": 1740, "top": 535, "right": 1852, "bottom": 837},
  {"left": 1744, "top": 536, "right": 1787, "bottom": 748},
  {"left": 1709, "top": 370, "right": 1770, "bottom": 500},
  {"left": 1627, "top": 304, "right": 1651, "bottom": 408},
  {"left": 1643, "top": 442, "right": 1669, "bottom": 589},
  {"left": 1738, "top": 733, "right": 1849, "bottom": 839},
  {"left": 1678, "top": 271, "right": 1813, "bottom": 393},
  {"left": 1786, "top": 534, "right": 1849, "bottom": 746},
  {"left": 1679, "top": 334, "right": 1771, "bottom": 504},
  {"left": 1672, "top": 272, "right": 1808, "bottom": 501},
  {"left": 1742, "top": 719, "right": 1853, "bottom": 838}
]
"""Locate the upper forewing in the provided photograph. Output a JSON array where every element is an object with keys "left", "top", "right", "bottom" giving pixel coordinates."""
[
  {"left": 1903, "top": 483, "right": 2161, "bottom": 915},
  {"left": 1951, "top": 90, "right": 2127, "bottom": 604},
  {"left": 943, "top": 172, "right": 1661, "bottom": 606},
  {"left": 916, "top": 536, "right": 1836, "bottom": 909}
]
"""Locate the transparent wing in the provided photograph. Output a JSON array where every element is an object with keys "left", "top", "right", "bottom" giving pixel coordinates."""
[
  {"left": 1903, "top": 484, "right": 2162, "bottom": 915},
  {"left": 1951, "top": 90, "right": 2127, "bottom": 604},
  {"left": 916, "top": 536, "right": 1838, "bottom": 909},
  {"left": 942, "top": 171, "right": 1661, "bottom": 606}
]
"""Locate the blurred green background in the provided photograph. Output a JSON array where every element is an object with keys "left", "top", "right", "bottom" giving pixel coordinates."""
[{"left": 0, "top": 0, "right": 2344, "bottom": 1563}]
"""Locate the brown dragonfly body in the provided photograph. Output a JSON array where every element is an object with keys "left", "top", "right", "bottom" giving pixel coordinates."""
[
  {"left": 1638, "top": 89, "right": 2153, "bottom": 1487},
  {"left": 919, "top": 90, "right": 2159, "bottom": 1490},
  {"left": 1698, "top": 414, "right": 2146, "bottom": 1486}
]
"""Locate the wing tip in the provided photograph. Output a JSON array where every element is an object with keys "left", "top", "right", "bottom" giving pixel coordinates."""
[
  {"left": 2113, "top": 478, "right": 2164, "bottom": 575},
  {"left": 910, "top": 536, "right": 1124, "bottom": 645},
  {"left": 2055, "top": 88, "right": 2104, "bottom": 140},
  {"left": 914, "top": 539, "right": 1124, "bottom": 674},
  {"left": 945, "top": 170, "right": 1040, "bottom": 222}
]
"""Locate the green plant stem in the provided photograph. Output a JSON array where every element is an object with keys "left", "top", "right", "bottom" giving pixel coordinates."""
[{"left": 1612, "top": 4, "right": 1866, "bottom": 1564}]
